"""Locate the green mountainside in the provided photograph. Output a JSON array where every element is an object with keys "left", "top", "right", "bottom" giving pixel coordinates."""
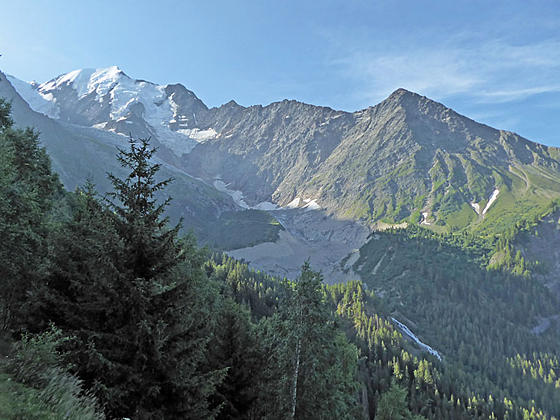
[
  {"left": 353, "top": 227, "right": 560, "bottom": 416},
  {"left": 186, "top": 89, "right": 560, "bottom": 234}
]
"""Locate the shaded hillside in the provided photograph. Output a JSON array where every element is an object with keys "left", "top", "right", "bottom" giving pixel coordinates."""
[{"left": 0, "top": 71, "right": 282, "bottom": 247}]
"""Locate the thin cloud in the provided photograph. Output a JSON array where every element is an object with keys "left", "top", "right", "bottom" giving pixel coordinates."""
[
  {"left": 477, "top": 85, "right": 560, "bottom": 103},
  {"left": 333, "top": 38, "right": 560, "bottom": 105}
]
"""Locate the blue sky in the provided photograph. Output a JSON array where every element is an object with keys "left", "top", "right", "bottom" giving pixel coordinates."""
[{"left": 1, "top": 0, "right": 559, "bottom": 146}]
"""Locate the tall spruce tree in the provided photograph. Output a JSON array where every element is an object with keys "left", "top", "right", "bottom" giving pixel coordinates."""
[
  {"left": 105, "top": 137, "right": 223, "bottom": 418},
  {"left": 29, "top": 137, "right": 222, "bottom": 419},
  {"left": 208, "top": 298, "right": 260, "bottom": 420},
  {"left": 376, "top": 382, "right": 426, "bottom": 420}
]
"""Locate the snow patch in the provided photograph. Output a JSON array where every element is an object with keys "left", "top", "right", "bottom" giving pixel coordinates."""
[
  {"left": 212, "top": 180, "right": 287, "bottom": 211},
  {"left": 287, "top": 197, "right": 302, "bottom": 208},
  {"left": 303, "top": 199, "right": 321, "bottom": 211},
  {"left": 286, "top": 197, "right": 321, "bottom": 210},
  {"left": 211, "top": 184, "right": 319, "bottom": 212},
  {"left": 391, "top": 318, "right": 442, "bottom": 360},
  {"left": 7, "top": 75, "right": 60, "bottom": 118},
  {"left": 176, "top": 128, "right": 217, "bottom": 142},
  {"left": 371, "top": 252, "right": 387, "bottom": 275},
  {"left": 482, "top": 189, "right": 500, "bottom": 215},
  {"left": 213, "top": 180, "right": 250, "bottom": 209},
  {"left": 470, "top": 202, "right": 481, "bottom": 215},
  {"left": 470, "top": 188, "right": 499, "bottom": 216}
]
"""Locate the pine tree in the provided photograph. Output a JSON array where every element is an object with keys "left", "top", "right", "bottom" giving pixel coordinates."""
[
  {"left": 25, "top": 183, "right": 132, "bottom": 414},
  {"left": 376, "top": 382, "right": 426, "bottom": 420},
  {"left": 209, "top": 298, "right": 260, "bottom": 420},
  {"left": 0, "top": 98, "right": 13, "bottom": 129},
  {"left": 27, "top": 137, "right": 223, "bottom": 418},
  {"left": 107, "top": 137, "right": 182, "bottom": 283}
]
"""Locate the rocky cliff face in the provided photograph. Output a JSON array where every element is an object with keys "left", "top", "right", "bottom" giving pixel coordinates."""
[
  {"left": 184, "top": 88, "right": 560, "bottom": 232},
  {"left": 12, "top": 68, "right": 560, "bottom": 232},
  {"left": 0, "top": 70, "right": 275, "bottom": 247},
  {"left": 186, "top": 100, "right": 354, "bottom": 204}
]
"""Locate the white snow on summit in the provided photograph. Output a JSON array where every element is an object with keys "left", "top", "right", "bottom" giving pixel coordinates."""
[
  {"left": 9, "top": 66, "right": 216, "bottom": 156},
  {"left": 39, "top": 68, "right": 95, "bottom": 97},
  {"left": 36, "top": 66, "right": 127, "bottom": 100}
]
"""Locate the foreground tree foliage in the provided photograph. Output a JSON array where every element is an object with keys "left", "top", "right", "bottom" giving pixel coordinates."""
[
  {"left": 26, "top": 138, "right": 223, "bottom": 419},
  {"left": 0, "top": 326, "right": 103, "bottom": 419},
  {"left": 0, "top": 99, "right": 60, "bottom": 331}
]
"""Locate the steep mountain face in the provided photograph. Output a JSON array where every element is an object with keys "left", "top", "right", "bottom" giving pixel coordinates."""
[
  {"left": 8, "top": 67, "right": 213, "bottom": 157},
  {"left": 12, "top": 67, "right": 560, "bottom": 234},
  {"left": 6, "top": 66, "right": 560, "bottom": 281},
  {"left": 187, "top": 100, "right": 355, "bottom": 204},
  {"left": 0, "top": 70, "right": 282, "bottom": 248},
  {"left": 186, "top": 88, "right": 560, "bottom": 232}
]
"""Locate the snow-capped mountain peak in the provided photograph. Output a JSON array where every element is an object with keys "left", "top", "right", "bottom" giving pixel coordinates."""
[
  {"left": 38, "top": 66, "right": 129, "bottom": 99},
  {"left": 8, "top": 66, "right": 214, "bottom": 156}
]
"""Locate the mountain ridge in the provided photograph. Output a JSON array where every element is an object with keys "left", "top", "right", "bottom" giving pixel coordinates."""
[
  {"left": 8, "top": 66, "right": 560, "bottom": 235},
  {"left": 0, "top": 69, "right": 286, "bottom": 251}
]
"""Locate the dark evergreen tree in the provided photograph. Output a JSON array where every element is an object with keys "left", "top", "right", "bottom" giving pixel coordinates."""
[
  {"left": 102, "top": 137, "right": 224, "bottom": 419},
  {"left": 25, "top": 183, "right": 132, "bottom": 414},
  {"left": 0, "top": 99, "right": 59, "bottom": 331},
  {"left": 208, "top": 298, "right": 261, "bottom": 420},
  {"left": 0, "top": 98, "right": 13, "bottom": 129},
  {"left": 254, "top": 262, "right": 361, "bottom": 419},
  {"left": 376, "top": 382, "right": 425, "bottom": 420},
  {"left": 27, "top": 137, "right": 223, "bottom": 419}
]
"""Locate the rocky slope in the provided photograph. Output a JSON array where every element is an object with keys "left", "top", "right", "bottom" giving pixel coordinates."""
[
  {"left": 185, "top": 88, "right": 560, "bottom": 233},
  {"left": 0, "top": 70, "right": 280, "bottom": 247},
  {"left": 12, "top": 67, "right": 560, "bottom": 232}
]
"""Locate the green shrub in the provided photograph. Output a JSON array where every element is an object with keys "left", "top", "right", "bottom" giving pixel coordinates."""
[{"left": 1, "top": 326, "right": 104, "bottom": 420}]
